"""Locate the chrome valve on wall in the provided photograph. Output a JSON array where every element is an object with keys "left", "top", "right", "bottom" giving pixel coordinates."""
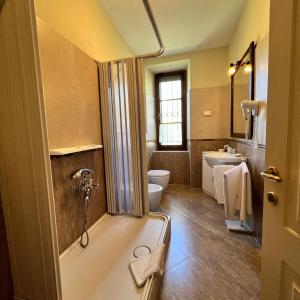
[{"left": 72, "top": 168, "right": 99, "bottom": 248}]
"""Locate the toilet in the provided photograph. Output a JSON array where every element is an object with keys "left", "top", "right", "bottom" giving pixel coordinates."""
[
  {"left": 147, "top": 170, "right": 170, "bottom": 191},
  {"left": 148, "top": 183, "right": 163, "bottom": 211}
]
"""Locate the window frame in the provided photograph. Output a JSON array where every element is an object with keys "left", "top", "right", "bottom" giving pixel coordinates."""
[{"left": 154, "top": 70, "right": 187, "bottom": 151}]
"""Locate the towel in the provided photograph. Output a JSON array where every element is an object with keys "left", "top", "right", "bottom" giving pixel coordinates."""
[
  {"left": 213, "top": 165, "right": 235, "bottom": 204},
  {"left": 223, "top": 164, "right": 242, "bottom": 217},
  {"left": 129, "top": 244, "right": 166, "bottom": 288},
  {"left": 223, "top": 162, "right": 252, "bottom": 222},
  {"left": 240, "top": 162, "right": 253, "bottom": 221}
]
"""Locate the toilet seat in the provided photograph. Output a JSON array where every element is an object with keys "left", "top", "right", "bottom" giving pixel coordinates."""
[
  {"left": 147, "top": 170, "right": 170, "bottom": 177},
  {"left": 148, "top": 170, "right": 170, "bottom": 191},
  {"left": 148, "top": 183, "right": 164, "bottom": 193}
]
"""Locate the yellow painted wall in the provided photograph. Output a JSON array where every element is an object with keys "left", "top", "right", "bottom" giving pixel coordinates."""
[
  {"left": 144, "top": 68, "right": 156, "bottom": 166},
  {"left": 145, "top": 47, "right": 228, "bottom": 90},
  {"left": 229, "top": 0, "right": 270, "bottom": 145},
  {"left": 146, "top": 0, "right": 270, "bottom": 142},
  {"left": 145, "top": 68, "right": 154, "bottom": 96},
  {"left": 145, "top": 68, "right": 156, "bottom": 142},
  {"left": 34, "top": 0, "right": 133, "bottom": 61},
  {"left": 145, "top": 47, "right": 230, "bottom": 140},
  {"left": 229, "top": 0, "right": 270, "bottom": 62},
  {"left": 34, "top": 0, "right": 133, "bottom": 149},
  {"left": 37, "top": 18, "right": 102, "bottom": 149}
]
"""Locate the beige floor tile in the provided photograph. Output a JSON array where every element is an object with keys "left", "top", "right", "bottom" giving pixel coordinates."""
[{"left": 159, "top": 184, "right": 261, "bottom": 300}]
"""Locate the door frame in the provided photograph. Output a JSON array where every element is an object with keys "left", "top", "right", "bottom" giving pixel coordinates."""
[{"left": 0, "top": 0, "right": 61, "bottom": 299}]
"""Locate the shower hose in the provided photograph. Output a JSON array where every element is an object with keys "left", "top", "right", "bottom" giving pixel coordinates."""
[{"left": 80, "top": 193, "right": 89, "bottom": 248}]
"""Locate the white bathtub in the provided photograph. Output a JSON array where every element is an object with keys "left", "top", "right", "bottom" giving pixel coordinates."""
[{"left": 59, "top": 213, "right": 170, "bottom": 300}]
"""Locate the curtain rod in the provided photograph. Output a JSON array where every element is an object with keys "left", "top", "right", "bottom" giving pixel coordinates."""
[
  {"left": 138, "top": 0, "right": 164, "bottom": 59},
  {"left": 95, "top": 0, "right": 164, "bottom": 64}
]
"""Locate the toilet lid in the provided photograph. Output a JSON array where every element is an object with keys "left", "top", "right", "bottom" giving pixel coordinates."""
[{"left": 148, "top": 170, "right": 170, "bottom": 177}]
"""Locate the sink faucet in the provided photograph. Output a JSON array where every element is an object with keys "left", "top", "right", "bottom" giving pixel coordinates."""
[{"left": 223, "top": 145, "right": 237, "bottom": 154}]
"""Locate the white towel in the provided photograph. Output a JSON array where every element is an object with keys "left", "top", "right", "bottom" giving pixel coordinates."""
[
  {"left": 240, "top": 162, "right": 253, "bottom": 221},
  {"left": 213, "top": 165, "right": 235, "bottom": 204},
  {"left": 223, "top": 164, "right": 242, "bottom": 217},
  {"left": 223, "top": 162, "right": 252, "bottom": 222},
  {"left": 129, "top": 244, "right": 166, "bottom": 288}
]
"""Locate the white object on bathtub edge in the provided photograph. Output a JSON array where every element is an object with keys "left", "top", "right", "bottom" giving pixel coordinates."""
[{"left": 129, "top": 244, "right": 166, "bottom": 288}]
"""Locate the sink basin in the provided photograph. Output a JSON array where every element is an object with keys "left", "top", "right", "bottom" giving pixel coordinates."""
[{"left": 203, "top": 151, "right": 247, "bottom": 168}]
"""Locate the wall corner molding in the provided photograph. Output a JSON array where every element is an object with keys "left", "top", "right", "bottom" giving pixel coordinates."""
[{"left": 0, "top": 0, "right": 61, "bottom": 298}]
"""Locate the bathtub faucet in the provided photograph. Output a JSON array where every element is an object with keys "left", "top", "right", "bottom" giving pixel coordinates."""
[
  {"left": 72, "top": 168, "right": 99, "bottom": 248},
  {"left": 81, "top": 178, "right": 99, "bottom": 202},
  {"left": 72, "top": 168, "right": 99, "bottom": 201}
]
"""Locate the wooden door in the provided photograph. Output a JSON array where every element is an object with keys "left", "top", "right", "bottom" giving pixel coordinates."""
[{"left": 261, "top": 0, "right": 300, "bottom": 299}]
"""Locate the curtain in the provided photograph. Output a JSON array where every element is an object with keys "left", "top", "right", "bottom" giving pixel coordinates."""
[{"left": 98, "top": 58, "right": 149, "bottom": 216}]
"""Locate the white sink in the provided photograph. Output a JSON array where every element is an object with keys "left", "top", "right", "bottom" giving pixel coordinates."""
[{"left": 203, "top": 151, "right": 247, "bottom": 168}]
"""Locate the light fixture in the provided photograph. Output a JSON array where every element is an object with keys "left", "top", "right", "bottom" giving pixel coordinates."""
[
  {"left": 228, "top": 63, "right": 237, "bottom": 76},
  {"left": 243, "top": 61, "right": 252, "bottom": 73}
]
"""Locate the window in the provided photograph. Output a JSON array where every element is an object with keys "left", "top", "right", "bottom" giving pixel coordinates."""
[{"left": 155, "top": 70, "right": 187, "bottom": 150}]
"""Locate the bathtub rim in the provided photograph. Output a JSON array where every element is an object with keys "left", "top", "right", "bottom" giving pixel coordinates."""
[{"left": 59, "top": 211, "right": 171, "bottom": 300}]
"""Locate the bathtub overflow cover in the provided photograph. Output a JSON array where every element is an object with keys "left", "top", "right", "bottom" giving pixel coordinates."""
[{"left": 133, "top": 245, "right": 152, "bottom": 258}]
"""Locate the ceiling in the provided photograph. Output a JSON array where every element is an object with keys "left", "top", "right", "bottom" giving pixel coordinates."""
[
  {"left": 147, "top": 60, "right": 189, "bottom": 74},
  {"left": 97, "top": 0, "right": 246, "bottom": 56}
]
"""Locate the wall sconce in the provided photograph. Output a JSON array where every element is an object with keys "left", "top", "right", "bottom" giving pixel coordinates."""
[
  {"left": 228, "top": 63, "right": 237, "bottom": 76},
  {"left": 243, "top": 61, "right": 252, "bottom": 73}
]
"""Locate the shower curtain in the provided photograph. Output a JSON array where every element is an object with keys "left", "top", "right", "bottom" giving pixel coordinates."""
[{"left": 98, "top": 58, "right": 149, "bottom": 216}]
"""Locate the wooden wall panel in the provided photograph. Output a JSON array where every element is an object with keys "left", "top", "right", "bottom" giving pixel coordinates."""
[
  {"left": 51, "top": 149, "right": 106, "bottom": 253},
  {"left": 150, "top": 151, "right": 190, "bottom": 185}
]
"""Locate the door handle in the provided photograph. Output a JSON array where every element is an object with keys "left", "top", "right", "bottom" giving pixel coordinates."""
[{"left": 261, "top": 166, "right": 283, "bottom": 183}]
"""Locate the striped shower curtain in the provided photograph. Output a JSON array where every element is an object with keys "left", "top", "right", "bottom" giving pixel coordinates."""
[{"left": 98, "top": 58, "right": 149, "bottom": 216}]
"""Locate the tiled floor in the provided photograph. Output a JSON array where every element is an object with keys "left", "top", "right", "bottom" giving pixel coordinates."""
[{"left": 158, "top": 185, "right": 261, "bottom": 300}]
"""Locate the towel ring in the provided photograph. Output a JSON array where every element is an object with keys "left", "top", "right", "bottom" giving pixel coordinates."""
[{"left": 133, "top": 245, "right": 152, "bottom": 258}]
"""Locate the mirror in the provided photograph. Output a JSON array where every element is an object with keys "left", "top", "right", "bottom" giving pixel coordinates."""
[{"left": 230, "top": 42, "right": 255, "bottom": 139}]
